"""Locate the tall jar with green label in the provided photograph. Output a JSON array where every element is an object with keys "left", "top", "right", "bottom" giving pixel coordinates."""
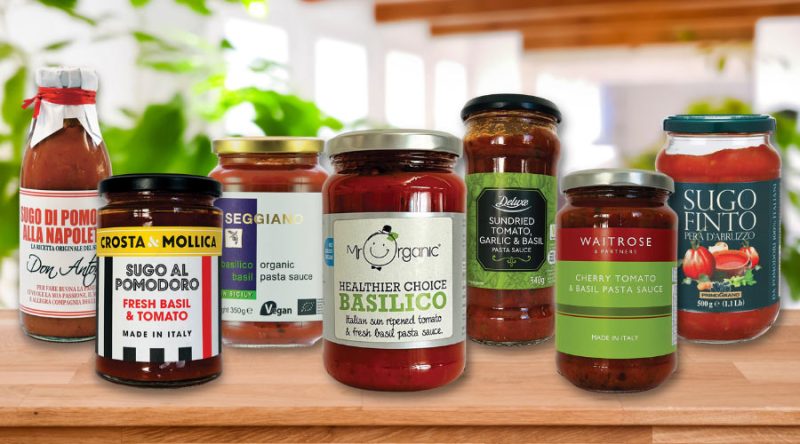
[
  {"left": 462, "top": 94, "right": 561, "bottom": 346},
  {"left": 556, "top": 169, "right": 677, "bottom": 392}
]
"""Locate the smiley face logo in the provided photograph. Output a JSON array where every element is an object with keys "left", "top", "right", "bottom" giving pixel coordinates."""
[{"left": 363, "top": 225, "right": 399, "bottom": 270}]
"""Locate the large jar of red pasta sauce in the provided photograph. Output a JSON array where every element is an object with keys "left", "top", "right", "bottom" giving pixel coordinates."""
[
  {"left": 556, "top": 169, "right": 677, "bottom": 392},
  {"left": 19, "top": 67, "right": 111, "bottom": 342},
  {"left": 210, "top": 137, "right": 327, "bottom": 347},
  {"left": 96, "top": 174, "right": 222, "bottom": 387},
  {"left": 461, "top": 94, "right": 561, "bottom": 345},
  {"left": 323, "top": 129, "right": 466, "bottom": 391},
  {"left": 657, "top": 115, "right": 781, "bottom": 343}
]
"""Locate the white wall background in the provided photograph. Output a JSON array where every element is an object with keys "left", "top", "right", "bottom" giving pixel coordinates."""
[{"left": 522, "top": 44, "right": 752, "bottom": 173}]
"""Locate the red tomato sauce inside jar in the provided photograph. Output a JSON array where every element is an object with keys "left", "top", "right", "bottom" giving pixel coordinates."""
[
  {"left": 210, "top": 138, "right": 327, "bottom": 348},
  {"left": 19, "top": 68, "right": 111, "bottom": 342},
  {"left": 322, "top": 130, "right": 466, "bottom": 391},
  {"left": 657, "top": 114, "right": 781, "bottom": 343},
  {"left": 556, "top": 170, "right": 677, "bottom": 392},
  {"left": 461, "top": 94, "right": 561, "bottom": 346}
]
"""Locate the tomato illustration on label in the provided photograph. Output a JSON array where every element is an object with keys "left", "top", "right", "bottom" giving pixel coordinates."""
[
  {"left": 681, "top": 239, "right": 760, "bottom": 293},
  {"left": 682, "top": 241, "right": 715, "bottom": 281},
  {"left": 740, "top": 242, "right": 760, "bottom": 269}
]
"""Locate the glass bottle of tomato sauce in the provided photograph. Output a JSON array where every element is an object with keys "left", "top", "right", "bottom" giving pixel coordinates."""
[
  {"left": 95, "top": 174, "right": 223, "bottom": 387},
  {"left": 556, "top": 169, "right": 677, "bottom": 392},
  {"left": 657, "top": 115, "right": 781, "bottom": 343},
  {"left": 209, "top": 137, "right": 327, "bottom": 347},
  {"left": 323, "top": 129, "right": 466, "bottom": 391},
  {"left": 19, "top": 67, "right": 111, "bottom": 342},
  {"left": 461, "top": 94, "right": 561, "bottom": 345}
]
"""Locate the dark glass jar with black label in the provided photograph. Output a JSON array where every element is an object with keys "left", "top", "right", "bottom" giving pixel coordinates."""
[
  {"left": 95, "top": 174, "right": 223, "bottom": 387},
  {"left": 461, "top": 94, "right": 561, "bottom": 346},
  {"left": 657, "top": 115, "right": 781, "bottom": 343}
]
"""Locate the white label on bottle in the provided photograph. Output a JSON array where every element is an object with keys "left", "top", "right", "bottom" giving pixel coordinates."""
[
  {"left": 323, "top": 213, "right": 466, "bottom": 350},
  {"left": 216, "top": 192, "right": 323, "bottom": 323},
  {"left": 19, "top": 188, "right": 100, "bottom": 318},
  {"left": 96, "top": 255, "right": 220, "bottom": 363}
]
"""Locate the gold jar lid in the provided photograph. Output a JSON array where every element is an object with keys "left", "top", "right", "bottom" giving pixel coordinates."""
[{"left": 213, "top": 137, "right": 324, "bottom": 154}]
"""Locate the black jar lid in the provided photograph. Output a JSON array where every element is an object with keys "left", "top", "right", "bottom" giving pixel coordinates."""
[
  {"left": 99, "top": 174, "right": 222, "bottom": 197},
  {"left": 663, "top": 114, "right": 776, "bottom": 133},
  {"left": 460, "top": 93, "right": 562, "bottom": 123}
]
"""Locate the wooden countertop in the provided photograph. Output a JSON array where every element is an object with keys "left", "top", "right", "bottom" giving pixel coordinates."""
[{"left": 1, "top": 309, "right": 799, "bottom": 443}]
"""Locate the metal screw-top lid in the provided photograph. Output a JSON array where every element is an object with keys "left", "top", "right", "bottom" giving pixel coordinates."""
[
  {"left": 327, "top": 129, "right": 462, "bottom": 157},
  {"left": 213, "top": 137, "right": 323, "bottom": 154},
  {"left": 562, "top": 168, "right": 674, "bottom": 193}
]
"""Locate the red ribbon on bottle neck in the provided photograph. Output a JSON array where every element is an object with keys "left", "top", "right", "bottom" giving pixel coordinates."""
[{"left": 21, "top": 87, "right": 97, "bottom": 118}]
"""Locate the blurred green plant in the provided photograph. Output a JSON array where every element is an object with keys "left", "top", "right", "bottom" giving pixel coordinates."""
[
  {"left": 0, "top": 0, "right": 342, "bottom": 263},
  {"left": 625, "top": 98, "right": 800, "bottom": 300}
]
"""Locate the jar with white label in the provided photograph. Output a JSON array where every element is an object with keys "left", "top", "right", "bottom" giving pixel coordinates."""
[
  {"left": 209, "top": 137, "right": 327, "bottom": 347},
  {"left": 19, "top": 67, "right": 111, "bottom": 342},
  {"left": 323, "top": 129, "right": 467, "bottom": 391},
  {"left": 95, "top": 174, "right": 222, "bottom": 387}
]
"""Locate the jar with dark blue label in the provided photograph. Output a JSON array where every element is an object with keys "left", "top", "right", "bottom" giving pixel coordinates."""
[{"left": 657, "top": 115, "right": 781, "bottom": 343}]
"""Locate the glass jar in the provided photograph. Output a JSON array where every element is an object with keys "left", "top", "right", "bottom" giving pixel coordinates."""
[
  {"left": 461, "top": 94, "right": 561, "bottom": 346},
  {"left": 656, "top": 115, "right": 781, "bottom": 343},
  {"left": 95, "top": 174, "right": 223, "bottom": 387},
  {"left": 19, "top": 67, "right": 111, "bottom": 342},
  {"left": 209, "top": 137, "right": 327, "bottom": 347},
  {"left": 323, "top": 129, "right": 466, "bottom": 391},
  {"left": 556, "top": 169, "right": 678, "bottom": 392}
]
